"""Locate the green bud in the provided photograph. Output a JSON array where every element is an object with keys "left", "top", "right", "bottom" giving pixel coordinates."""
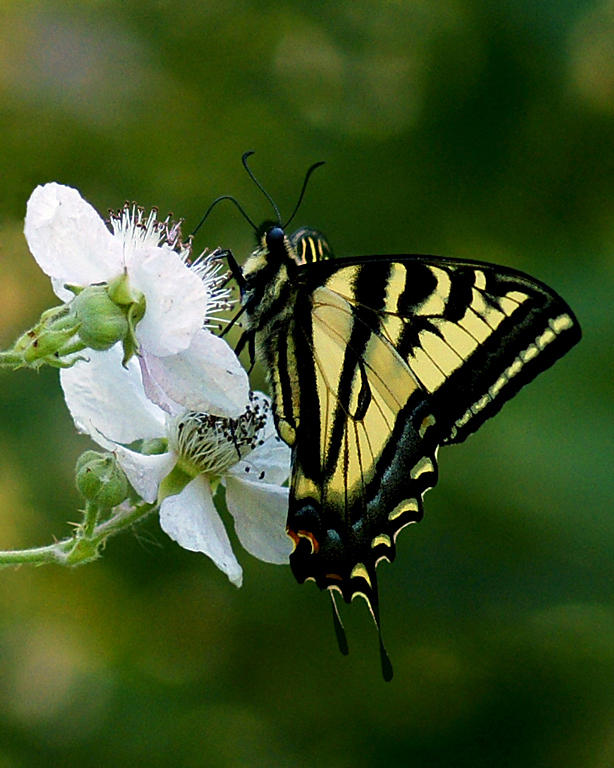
[
  {"left": 0, "top": 272, "right": 147, "bottom": 370},
  {"left": 75, "top": 450, "right": 129, "bottom": 508},
  {"left": 140, "top": 438, "right": 169, "bottom": 455},
  {"left": 72, "top": 285, "right": 129, "bottom": 351}
]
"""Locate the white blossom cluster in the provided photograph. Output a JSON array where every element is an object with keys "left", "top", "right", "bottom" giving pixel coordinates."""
[{"left": 23, "top": 183, "right": 292, "bottom": 586}]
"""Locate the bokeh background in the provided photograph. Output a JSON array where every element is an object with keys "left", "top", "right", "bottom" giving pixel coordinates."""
[{"left": 0, "top": 2, "right": 613, "bottom": 766}]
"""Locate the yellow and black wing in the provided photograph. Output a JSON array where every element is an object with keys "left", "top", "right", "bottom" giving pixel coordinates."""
[{"left": 279, "top": 252, "right": 580, "bottom": 613}]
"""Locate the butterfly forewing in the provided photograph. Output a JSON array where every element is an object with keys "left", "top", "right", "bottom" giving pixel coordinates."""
[
  {"left": 299, "top": 255, "right": 580, "bottom": 445},
  {"left": 289, "top": 226, "right": 334, "bottom": 264}
]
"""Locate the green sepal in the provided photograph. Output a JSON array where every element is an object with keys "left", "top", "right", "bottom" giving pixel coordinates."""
[
  {"left": 121, "top": 292, "right": 146, "bottom": 365},
  {"left": 107, "top": 272, "right": 135, "bottom": 306},
  {"left": 158, "top": 462, "right": 197, "bottom": 504}
]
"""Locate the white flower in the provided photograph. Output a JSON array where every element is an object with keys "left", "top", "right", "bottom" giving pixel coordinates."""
[
  {"left": 60, "top": 346, "right": 292, "bottom": 587},
  {"left": 24, "top": 182, "right": 249, "bottom": 417}
]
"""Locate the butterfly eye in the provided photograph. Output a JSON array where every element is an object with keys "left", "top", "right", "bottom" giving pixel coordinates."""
[{"left": 266, "top": 226, "right": 285, "bottom": 249}]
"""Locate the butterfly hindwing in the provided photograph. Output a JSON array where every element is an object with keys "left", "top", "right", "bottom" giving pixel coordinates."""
[{"left": 287, "top": 279, "right": 440, "bottom": 604}]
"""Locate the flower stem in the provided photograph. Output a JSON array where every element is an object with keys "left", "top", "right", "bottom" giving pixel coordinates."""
[
  {"left": 0, "top": 501, "right": 157, "bottom": 568},
  {"left": 82, "top": 500, "right": 100, "bottom": 538}
]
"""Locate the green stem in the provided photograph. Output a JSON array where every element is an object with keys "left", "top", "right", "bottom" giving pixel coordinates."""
[
  {"left": 0, "top": 501, "right": 157, "bottom": 568},
  {"left": 82, "top": 500, "right": 101, "bottom": 538},
  {"left": 0, "top": 542, "right": 70, "bottom": 566}
]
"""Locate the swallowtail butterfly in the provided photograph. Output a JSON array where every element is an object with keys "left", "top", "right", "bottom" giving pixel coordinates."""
[{"left": 211, "top": 154, "right": 581, "bottom": 680}]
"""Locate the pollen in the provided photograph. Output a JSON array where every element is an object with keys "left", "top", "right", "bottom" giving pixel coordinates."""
[{"left": 171, "top": 392, "right": 270, "bottom": 477}]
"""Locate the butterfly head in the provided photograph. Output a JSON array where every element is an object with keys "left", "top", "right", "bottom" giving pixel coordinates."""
[
  {"left": 245, "top": 222, "right": 293, "bottom": 280},
  {"left": 255, "top": 221, "right": 334, "bottom": 269},
  {"left": 265, "top": 225, "right": 285, "bottom": 250},
  {"left": 255, "top": 220, "right": 289, "bottom": 256},
  {"left": 245, "top": 152, "right": 328, "bottom": 267}
]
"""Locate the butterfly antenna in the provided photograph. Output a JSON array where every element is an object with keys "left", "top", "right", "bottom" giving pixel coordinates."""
[
  {"left": 283, "top": 161, "right": 326, "bottom": 229},
  {"left": 242, "top": 151, "right": 282, "bottom": 224},
  {"left": 191, "top": 195, "right": 257, "bottom": 238},
  {"left": 330, "top": 590, "right": 349, "bottom": 656}
]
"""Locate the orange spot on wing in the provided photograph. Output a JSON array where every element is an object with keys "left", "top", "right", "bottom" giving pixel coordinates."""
[
  {"left": 286, "top": 527, "right": 320, "bottom": 554},
  {"left": 298, "top": 530, "right": 320, "bottom": 554},
  {"left": 286, "top": 528, "right": 300, "bottom": 552}
]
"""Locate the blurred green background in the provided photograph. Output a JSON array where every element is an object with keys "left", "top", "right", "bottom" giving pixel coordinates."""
[{"left": 0, "top": 1, "right": 613, "bottom": 766}]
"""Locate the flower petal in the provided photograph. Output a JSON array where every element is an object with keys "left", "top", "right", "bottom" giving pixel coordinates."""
[
  {"left": 129, "top": 245, "right": 208, "bottom": 357},
  {"left": 24, "top": 183, "right": 121, "bottom": 300},
  {"left": 138, "top": 355, "right": 184, "bottom": 416},
  {"left": 140, "top": 330, "right": 250, "bottom": 417},
  {"left": 226, "top": 392, "right": 291, "bottom": 485},
  {"left": 114, "top": 447, "right": 176, "bottom": 503},
  {"left": 225, "top": 476, "right": 292, "bottom": 564},
  {"left": 60, "top": 346, "right": 166, "bottom": 446},
  {"left": 159, "top": 475, "right": 243, "bottom": 586},
  {"left": 227, "top": 433, "right": 291, "bottom": 486}
]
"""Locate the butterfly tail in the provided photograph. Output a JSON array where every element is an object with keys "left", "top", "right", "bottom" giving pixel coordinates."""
[
  {"left": 329, "top": 588, "right": 349, "bottom": 656},
  {"left": 350, "top": 570, "right": 394, "bottom": 682}
]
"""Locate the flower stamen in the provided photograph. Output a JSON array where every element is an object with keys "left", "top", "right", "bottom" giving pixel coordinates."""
[
  {"left": 191, "top": 250, "right": 236, "bottom": 327},
  {"left": 108, "top": 204, "right": 193, "bottom": 262},
  {"left": 171, "top": 392, "right": 270, "bottom": 477}
]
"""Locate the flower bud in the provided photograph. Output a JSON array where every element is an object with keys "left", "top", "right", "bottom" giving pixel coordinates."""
[
  {"left": 72, "top": 285, "right": 129, "bottom": 351},
  {"left": 140, "top": 438, "right": 169, "bottom": 455},
  {"left": 75, "top": 450, "right": 129, "bottom": 508}
]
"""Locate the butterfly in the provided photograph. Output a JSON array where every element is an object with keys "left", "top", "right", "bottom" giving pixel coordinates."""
[{"left": 209, "top": 153, "right": 581, "bottom": 680}]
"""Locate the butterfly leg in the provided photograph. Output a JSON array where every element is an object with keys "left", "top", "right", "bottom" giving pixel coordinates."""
[
  {"left": 217, "top": 248, "right": 246, "bottom": 293},
  {"left": 234, "top": 329, "right": 256, "bottom": 373},
  {"left": 246, "top": 334, "right": 256, "bottom": 374}
]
